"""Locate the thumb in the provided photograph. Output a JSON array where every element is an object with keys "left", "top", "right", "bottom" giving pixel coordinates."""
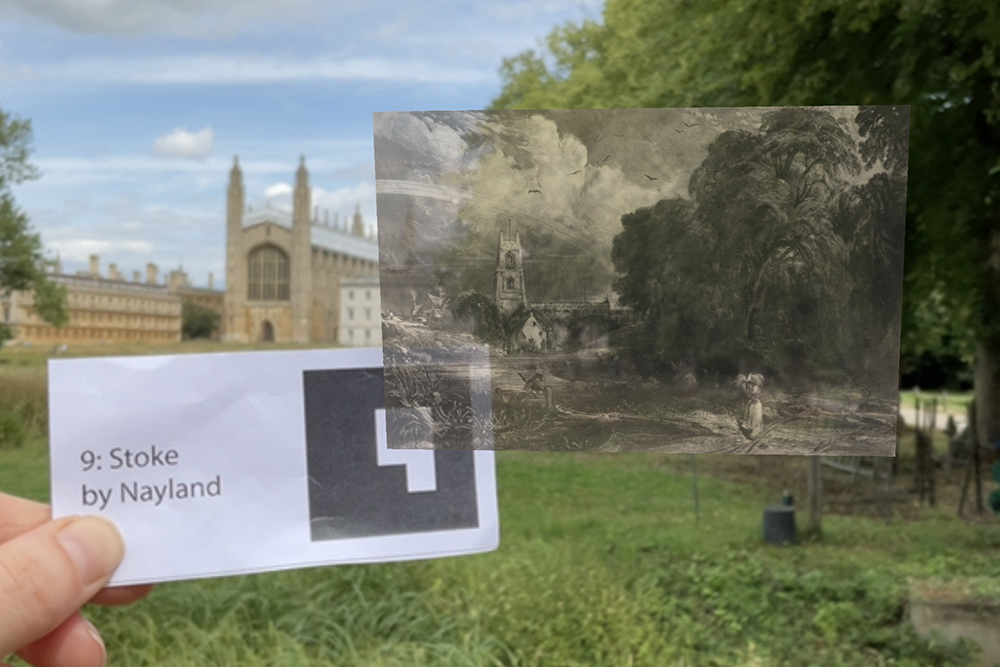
[{"left": 0, "top": 515, "right": 124, "bottom": 658}]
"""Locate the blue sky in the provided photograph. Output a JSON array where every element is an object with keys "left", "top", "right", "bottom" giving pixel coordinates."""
[{"left": 0, "top": 0, "right": 601, "bottom": 287}]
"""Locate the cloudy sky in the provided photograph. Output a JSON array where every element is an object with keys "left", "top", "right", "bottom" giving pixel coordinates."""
[{"left": 0, "top": 0, "right": 602, "bottom": 287}]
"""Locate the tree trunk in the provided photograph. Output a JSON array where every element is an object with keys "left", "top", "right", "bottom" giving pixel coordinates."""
[
  {"left": 975, "top": 223, "right": 1000, "bottom": 456},
  {"left": 974, "top": 340, "right": 1000, "bottom": 453},
  {"left": 807, "top": 457, "right": 822, "bottom": 539}
]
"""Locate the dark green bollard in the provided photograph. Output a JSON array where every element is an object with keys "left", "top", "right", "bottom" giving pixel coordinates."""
[{"left": 763, "top": 505, "right": 797, "bottom": 545}]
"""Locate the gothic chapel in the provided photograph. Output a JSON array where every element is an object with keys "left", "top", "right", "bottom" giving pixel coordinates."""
[{"left": 223, "top": 156, "right": 379, "bottom": 343}]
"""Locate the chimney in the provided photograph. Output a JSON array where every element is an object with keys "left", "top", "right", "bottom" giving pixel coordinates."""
[
  {"left": 133, "top": 270, "right": 141, "bottom": 283},
  {"left": 89, "top": 254, "right": 99, "bottom": 277},
  {"left": 167, "top": 269, "right": 188, "bottom": 293},
  {"left": 108, "top": 263, "right": 120, "bottom": 280},
  {"left": 208, "top": 273, "right": 214, "bottom": 290},
  {"left": 146, "top": 262, "right": 158, "bottom": 285}
]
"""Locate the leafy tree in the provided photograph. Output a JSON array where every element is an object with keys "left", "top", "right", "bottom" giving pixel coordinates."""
[
  {"left": 0, "top": 106, "right": 67, "bottom": 344},
  {"left": 611, "top": 108, "right": 900, "bottom": 384},
  {"left": 494, "top": 0, "right": 1000, "bottom": 443},
  {"left": 452, "top": 290, "right": 504, "bottom": 343},
  {"left": 451, "top": 290, "right": 532, "bottom": 351},
  {"left": 181, "top": 300, "right": 221, "bottom": 340}
]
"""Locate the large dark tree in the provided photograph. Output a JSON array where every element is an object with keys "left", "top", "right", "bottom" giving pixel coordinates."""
[
  {"left": 611, "top": 108, "right": 901, "bottom": 386},
  {"left": 0, "top": 106, "right": 67, "bottom": 343},
  {"left": 493, "top": 0, "right": 1000, "bottom": 445}
]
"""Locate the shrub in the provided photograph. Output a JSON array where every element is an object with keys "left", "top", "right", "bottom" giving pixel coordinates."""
[{"left": 0, "top": 410, "right": 26, "bottom": 448}]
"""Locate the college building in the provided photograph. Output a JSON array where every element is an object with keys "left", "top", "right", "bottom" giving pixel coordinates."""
[
  {"left": 222, "top": 156, "right": 379, "bottom": 343},
  {"left": 3, "top": 156, "right": 383, "bottom": 348},
  {"left": 1, "top": 256, "right": 220, "bottom": 346}
]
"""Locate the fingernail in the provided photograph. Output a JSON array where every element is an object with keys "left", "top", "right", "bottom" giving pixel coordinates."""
[
  {"left": 57, "top": 517, "right": 125, "bottom": 586},
  {"left": 83, "top": 618, "right": 107, "bottom": 667}
]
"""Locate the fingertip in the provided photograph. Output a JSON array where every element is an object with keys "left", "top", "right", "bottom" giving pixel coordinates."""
[
  {"left": 91, "top": 583, "right": 155, "bottom": 607},
  {"left": 56, "top": 516, "right": 125, "bottom": 587}
]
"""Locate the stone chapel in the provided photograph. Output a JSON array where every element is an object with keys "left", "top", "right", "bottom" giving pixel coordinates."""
[{"left": 222, "top": 156, "right": 379, "bottom": 343}]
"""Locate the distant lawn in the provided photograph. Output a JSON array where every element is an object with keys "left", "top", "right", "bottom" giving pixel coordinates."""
[
  {"left": 899, "top": 389, "right": 974, "bottom": 417},
  {"left": 2, "top": 436, "right": 995, "bottom": 666},
  {"left": 0, "top": 339, "right": 342, "bottom": 370}
]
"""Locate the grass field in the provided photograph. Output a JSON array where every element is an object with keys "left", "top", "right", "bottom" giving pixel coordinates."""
[
  {"left": 898, "top": 390, "right": 974, "bottom": 417},
  {"left": 1, "top": 345, "right": 998, "bottom": 666}
]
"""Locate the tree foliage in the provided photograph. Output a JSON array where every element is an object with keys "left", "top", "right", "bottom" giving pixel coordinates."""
[
  {"left": 451, "top": 290, "right": 530, "bottom": 351},
  {"left": 493, "top": 0, "right": 1000, "bottom": 364},
  {"left": 0, "top": 105, "right": 68, "bottom": 343},
  {"left": 181, "top": 301, "right": 221, "bottom": 340},
  {"left": 611, "top": 107, "right": 904, "bottom": 384}
]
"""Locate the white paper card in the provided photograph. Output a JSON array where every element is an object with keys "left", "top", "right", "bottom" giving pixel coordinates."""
[{"left": 49, "top": 348, "right": 498, "bottom": 586}]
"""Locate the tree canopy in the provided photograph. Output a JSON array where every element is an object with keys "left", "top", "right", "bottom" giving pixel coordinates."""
[
  {"left": 494, "top": 0, "right": 998, "bottom": 353},
  {"left": 493, "top": 0, "right": 1000, "bottom": 439},
  {"left": 181, "top": 301, "right": 221, "bottom": 340},
  {"left": 0, "top": 106, "right": 67, "bottom": 343},
  {"left": 611, "top": 107, "right": 904, "bottom": 385}
]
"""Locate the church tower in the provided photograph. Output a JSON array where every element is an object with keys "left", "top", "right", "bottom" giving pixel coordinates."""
[
  {"left": 223, "top": 156, "right": 248, "bottom": 342},
  {"left": 290, "top": 155, "right": 313, "bottom": 343},
  {"left": 494, "top": 227, "right": 527, "bottom": 314}
]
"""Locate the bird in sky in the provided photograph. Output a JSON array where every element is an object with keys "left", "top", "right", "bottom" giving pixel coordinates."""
[
  {"left": 683, "top": 121, "right": 699, "bottom": 127},
  {"left": 567, "top": 169, "right": 581, "bottom": 176},
  {"left": 674, "top": 128, "right": 684, "bottom": 133},
  {"left": 644, "top": 174, "right": 658, "bottom": 181},
  {"left": 528, "top": 189, "right": 542, "bottom": 194}
]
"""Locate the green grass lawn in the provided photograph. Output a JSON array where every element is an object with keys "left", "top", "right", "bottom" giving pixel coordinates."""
[
  {"left": 898, "top": 390, "right": 974, "bottom": 416},
  {"left": 3, "top": 437, "right": 997, "bottom": 666},
  {"left": 1, "top": 353, "right": 997, "bottom": 666},
  {"left": 0, "top": 339, "right": 341, "bottom": 370}
]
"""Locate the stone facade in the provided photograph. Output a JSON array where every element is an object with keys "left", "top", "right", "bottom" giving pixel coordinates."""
[
  {"left": 338, "top": 275, "right": 382, "bottom": 347},
  {"left": 222, "top": 156, "right": 379, "bottom": 343},
  {"left": 0, "top": 256, "right": 209, "bottom": 346}
]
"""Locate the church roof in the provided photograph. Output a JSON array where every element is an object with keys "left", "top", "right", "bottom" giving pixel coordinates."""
[
  {"left": 312, "top": 225, "right": 379, "bottom": 263},
  {"left": 244, "top": 205, "right": 292, "bottom": 228},
  {"left": 242, "top": 206, "right": 379, "bottom": 263}
]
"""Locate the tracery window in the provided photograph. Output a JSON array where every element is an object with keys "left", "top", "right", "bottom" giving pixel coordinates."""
[
  {"left": 248, "top": 245, "right": 290, "bottom": 301},
  {"left": 505, "top": 252, "right": 516, "bottom": 269},
  {"left": 506, "top": 277, "right": 515, "bottom": 290}
]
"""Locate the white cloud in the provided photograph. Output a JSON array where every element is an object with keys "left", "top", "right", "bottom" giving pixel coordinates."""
[
  {"left": 152, "top": 127, "right": 214, "bottom": 160},
  {"left": 48, "top": 239, "right": 155, "bottom": 263},
  {"left": 250, "top": 182, "right": 376, "bottom": 233},
  {"left": 264, "top": 182, "right": 292, "bottom": 198},
  {"left": 364, "top": 17, "right": 410, "bottom": 43},
  {"left": 0, "top": 0, "right": 319, "bottom": 37},
  {"left": 22, "top": 54, "right": 492, "bottom": 87}
]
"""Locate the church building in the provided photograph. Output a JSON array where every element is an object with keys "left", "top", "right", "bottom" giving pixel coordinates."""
[
  {"left": 223, "top": 156, "right": 379, "bottom": 343},
  {"left": 494, "top": 229, "right": 527, "bottom": 314}
]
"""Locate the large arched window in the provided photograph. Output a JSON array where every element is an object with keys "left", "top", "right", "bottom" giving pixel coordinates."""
[
  {"left": 505, "top": 252, "right": 516, "bottom": 269},
  {"left": 505, "top": 277, "right": 515, "bottom": 290},
  {"left": 248, "top": 245, "right": 290, "bottom": 301}
]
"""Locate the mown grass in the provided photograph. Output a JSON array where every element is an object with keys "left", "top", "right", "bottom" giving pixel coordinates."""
[
  {"left": 1, "top": 351, "right": 998, "bottom": 666},
  {"left": 3, "top": 439, "right": 998, "bottom": 665},
  {"left": 898, "top": 390, "right": 974, "bottom": 416}
]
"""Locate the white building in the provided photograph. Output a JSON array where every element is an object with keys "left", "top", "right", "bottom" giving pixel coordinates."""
[{"left": 338, "top": 275, "right": 382, "bottom": 347}]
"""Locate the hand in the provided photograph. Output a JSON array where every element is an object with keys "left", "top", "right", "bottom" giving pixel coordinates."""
[{"left": 0, "top": 492, "right": 154, "bottom": 667}]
